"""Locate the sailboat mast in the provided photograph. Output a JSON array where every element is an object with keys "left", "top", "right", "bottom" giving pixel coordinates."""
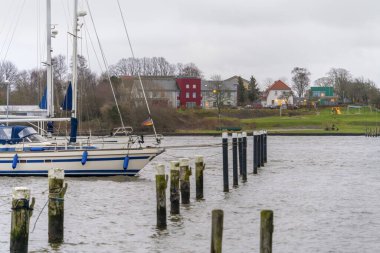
[
  {"left": 46, "top": 0, "right": 54, "bottom": 117},
  {"left": 71, "top": 0, "right": 78, "bottom": 119}
]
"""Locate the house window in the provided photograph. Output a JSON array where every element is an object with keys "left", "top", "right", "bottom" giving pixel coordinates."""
[
  {"left": 186, "top": 92, "right": 189, "bottom": 98},
  {"left": 193, "top": 84, "right": 196, "bottom": 89},
  {"left": 186, "top": 102, "right": 196, "bottom": 108},
  {"left": 271, "top": 100, "right": 274, "bottom": 105},
  {"left": 186, "top": 84, "right": 189, "bottom": 89},
  {"left": 275, "top": 91, "right": 277, "bottom": 96},
  {"left": 193, "top": 92, "right": 196, "bottom": 98}
]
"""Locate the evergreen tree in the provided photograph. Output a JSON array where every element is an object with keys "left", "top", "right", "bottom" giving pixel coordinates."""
[
  {"left": 237, "top": 76, "right": 247, "bottom": 105},
  {"left": 248, "top": 76, "right": 261, "bottom": 102}
]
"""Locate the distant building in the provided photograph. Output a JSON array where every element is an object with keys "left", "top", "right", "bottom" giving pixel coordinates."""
[
  {"left": 261, "top": 80, "right": 294, "bottom": 107},
  {"left": 308, "top": 86, "right": 338, "bottom": 106},
  {"left": 122, "top": 75, "right": 243, "bottom": 109},
  {"left": 176, "top": 77, "right": 202, "bottom": 108},
  {"left": 201, "top": 76, "right": 240, "bottom": 108}
]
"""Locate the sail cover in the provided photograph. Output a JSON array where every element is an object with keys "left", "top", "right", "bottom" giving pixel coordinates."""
[{"left": 61, "top": 82, "right": 73, "bottom": 111}]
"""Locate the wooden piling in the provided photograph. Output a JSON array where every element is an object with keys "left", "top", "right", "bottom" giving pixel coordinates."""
[
  {"left": 222, "top": 132, "right": 229, "bottom": 192},
  {"left": 257, "top": 131, "right": 262, "bottom": 168},
  {"left": 156, "top": 164, "right": 167, "bottom": 229},
  {"left": 180, "top": 158, "right": 191, "bottom": 204},
  {"left": 10, "top": 187, "right": 35, "bottom": 253},
  {"left": 253, "top": 131, "right": 258, "bottom": 174},
  {"left": 195, "top": 155, "right": 205, "bottom": 200},
  {"left": 263, "top": 131, "right": 267, "bottom": 163},
  {"left": 169, "top": 161, "right": 180, "bottom": 215},
  {"left": 210, "top": 209, "right": 224, "bottom": 253},
  {"left": 232, "top": 133, "right": 238, "bottom": 187},
  {"left": 238, "top": 133, "right": 243, "bottom": 175},
  {"left": 260, "top": 210, "right": 274, "bottom": 253},
  {"left": 260, "top": 131, "right": 265, "bottom": 167},
  {"left": 48, "top": 168, "right": 68, "bottom": 244},
  {"left": 242, "top": 132, "right": 247, "bottom": 182}
]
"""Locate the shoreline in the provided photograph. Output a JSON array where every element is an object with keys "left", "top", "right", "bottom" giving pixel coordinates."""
[{"left": 158, "top": 132, "right": 365, "bottom": 137}]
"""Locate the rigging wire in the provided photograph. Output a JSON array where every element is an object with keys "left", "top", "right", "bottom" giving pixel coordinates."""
[
  {"left": 115, "top": 0, "right": 159, "bottom": 142},
  {"left": 83, "top": 19, "right": 104, "bottom": 73},
  {"left": 85, "top": 0, "right": 125, "bottom": 130},
  {"left": 1, "top": 0, "right": 27, "bottom": 63}
]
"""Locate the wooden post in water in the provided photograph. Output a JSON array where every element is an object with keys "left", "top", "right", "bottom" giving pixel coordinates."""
[
  {"left": 180, "top": 158, "right": 191, "bottom": 204},
  {"left": 10, "top": 187, "right": 35, "bottom": 253},
  {"left": 257, "top": 131, "right": 262, "bottom": 168},
  {"left": 238, "top": 133, "right": 243, "bottom": 175},
  {"left": 222, "top": 132, "right": 229, "bottom": 192},
  {"left": 48, "top": 168, "right": 68, "bottom": 244},
  {"left": 263, "top": 130, "right": 267, "bottom": 163},
  {"left": 169, "top": 161, "right": 180, "bottom": 215},
  {"left": 260, "top": 210, "right": 274, "bottom": 253},
  {"left": 210, "top": 209, "right": 224, "bottom": 253},
  {"left": 156, "top": 164, "right": 167, "bottom": 229},
  {"left": 260, "top": 131, "right": 265, "bottom": 167},
  {"left": 232, "top": 133, "right": 238, "bottom": 187},
  {"left": 242, "top": 131, "right": 247, "bottom": 182},
  {"left": 253, "top": 131, "right": 258, "bottom": 174},
  {"left": 195, "top": 155, "right": 205, "bottom": 200}
]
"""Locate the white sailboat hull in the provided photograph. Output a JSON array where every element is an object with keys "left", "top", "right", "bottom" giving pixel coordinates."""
[{"left": 0, "top": 147, "right": 164, "bottom": 176}]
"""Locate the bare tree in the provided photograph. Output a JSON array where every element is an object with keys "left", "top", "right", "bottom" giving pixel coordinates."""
[
  {"left": 327, "top": 68, "right": 352, "bottom": 101},
  {"left": 291, "top": 67, "right": 310, "bottom": 98},
  {"left": 314, "top": 77, "right": 332, "bottom": 87},
  {"left": 180, "top": 63, "right": 202, "bottom": 77}
]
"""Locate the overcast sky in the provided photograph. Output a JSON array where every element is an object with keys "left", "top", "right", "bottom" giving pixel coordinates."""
[{"left": 1, "top": 0, "right": 380, "bottom": 88}]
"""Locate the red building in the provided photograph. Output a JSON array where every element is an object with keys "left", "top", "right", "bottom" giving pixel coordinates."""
[{"left": 176, "top": 77, "right": 202, "bottom": 108}]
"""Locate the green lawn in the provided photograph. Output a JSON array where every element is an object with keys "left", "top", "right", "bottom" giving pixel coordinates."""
[{"left": 176, "top": 107, "right": 380, "bottom": 134}]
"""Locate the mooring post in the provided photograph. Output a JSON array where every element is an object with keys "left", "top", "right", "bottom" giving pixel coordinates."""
[
  {"left": 195, "top": 155, "right": 205, "bottom": 200},
  {"left": 263, "top": 130, "right": 267, "bottom": 163},
  {"left": 10, "top": 187, "right": 35, "bottom": 253},
  {"left": 222, "top": 132, "right": 229, "bottom": 192},
  {"left": 242, "top": 131, "right": 247, "bottom": 182},
  {"left": 48, "top": 168, "right": 68, "bottom": 244},
  {"left": 169, "top": 161, "right": 180, "bottom": 215},
  {"left": 156, "top": 164, "right": 167, "bottom": 229},
  {"left": 179, "top": 158, "right": 191, "bottom": 204},
  {"left": 257, "top": 131, "right": 262, "bottom": 168},
  {"left": 238, "top": 133, "right": 243, "bottom": 175},
  {"left": 260, "top": 131, "right": 265, "bottom": 167},
  {"left": 232, "top": 133, "right": 238, "bottom": 187},
  {"left": 260, "top": 210, "right": 274, "bottom": 253},
  {"left": 210, "top": 209, "right": 224, "bottom": 253},
  {"left": 253, "top": 131, "right": 258, "bottom": 174}
]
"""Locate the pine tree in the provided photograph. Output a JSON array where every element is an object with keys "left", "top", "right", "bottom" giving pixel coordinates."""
[
  {"left": 237, "top": 76, "right": 247, "bottom": 105},
  {"left": 248, "top": 76, "right": 261, "bottom": 102}
]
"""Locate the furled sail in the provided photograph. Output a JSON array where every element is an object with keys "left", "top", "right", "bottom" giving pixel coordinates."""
[{"left": 61, "top": 82, "right": 73, "bottom": 111}]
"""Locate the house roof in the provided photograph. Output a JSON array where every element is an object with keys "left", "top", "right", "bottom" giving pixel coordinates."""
[{"left": 267, "top": 80, "right": 291, "bottom": 91}]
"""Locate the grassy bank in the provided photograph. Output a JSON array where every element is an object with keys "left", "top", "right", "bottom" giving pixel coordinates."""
[{"left": 172, "top": 107, "right": 379, "bottom": 134}]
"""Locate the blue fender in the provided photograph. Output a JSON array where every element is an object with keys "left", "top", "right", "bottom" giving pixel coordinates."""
[
  {"left": 123, "top": 156, "right": 129, "bottom": 170},
  {"left": 81, "top": 151, "right": 88, "bottom": 165},
  {"left": 12, "top": 154, "right": 18, "bottom": 169}
]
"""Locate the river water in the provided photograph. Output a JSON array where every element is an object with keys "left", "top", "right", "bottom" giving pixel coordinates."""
[{"left": 0, "top": 136, "right": 379, "bottom": 252}]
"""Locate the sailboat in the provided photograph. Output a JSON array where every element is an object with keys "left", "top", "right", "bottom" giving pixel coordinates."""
[{"left": 0, "top": 0, "right": 164, "bottom": 176}]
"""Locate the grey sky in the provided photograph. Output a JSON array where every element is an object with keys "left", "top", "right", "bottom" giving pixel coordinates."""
[{"left": 1, "top": 0, "right": 380, "bottom": 88}]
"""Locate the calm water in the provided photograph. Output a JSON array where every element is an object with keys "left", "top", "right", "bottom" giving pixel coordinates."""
[{"left": 0, "top": 136, "right": 380, "bottom": 252}]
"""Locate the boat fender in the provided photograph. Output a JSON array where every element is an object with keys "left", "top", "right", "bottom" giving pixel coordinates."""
[
  {"left": 123, "top": 156, "right": 129, "bottom": 170},
  {"left": 81, "top": 151, "right": 88, "bottom": 165},
  {"left": 12, "top": 154, "right": 18, "bottom": 169}
]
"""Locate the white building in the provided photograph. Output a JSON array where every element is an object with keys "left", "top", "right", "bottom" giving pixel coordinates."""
[{"left": 261, "top": 80, "right": 294, "bottom": 107}]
